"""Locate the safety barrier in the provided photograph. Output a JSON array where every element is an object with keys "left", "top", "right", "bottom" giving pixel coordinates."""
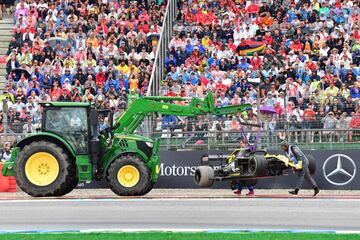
[
  {"left": 154, "top": 150, "right": 360, "bottom": 190},
  {"left": 80, "top": 149, "right": 360, "bottom": 190},
  {"left": 0, "top": 163, "right": 16, "bottom": 192}
]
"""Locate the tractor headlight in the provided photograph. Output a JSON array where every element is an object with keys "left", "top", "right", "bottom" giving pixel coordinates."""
[
  {"left": 156, "top": 165, "right": 160, "bottom": 174},
  {"left": 145, "top": 142, "right": 154, "bottom": 148}
]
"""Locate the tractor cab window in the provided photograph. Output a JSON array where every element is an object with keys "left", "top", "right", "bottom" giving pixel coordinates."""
[{"left": 44, "top": 107, "right": 88, "bottom": 154}]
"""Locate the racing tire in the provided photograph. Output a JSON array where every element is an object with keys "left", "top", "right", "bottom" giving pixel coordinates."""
[
  {"left": 306, "top": 154, "right": 316, "bottom": 176},
  {"left": 249, "top": 153, "right": 268, "bottom": 176},
  {"left": 239, "top": 179, "right": 258, "bottom": 187},
  {"left": 107, "top": 155, "right": 152, "bottom": 196},
  {"left": 194, "top": 166, "right": 215, "bottom": 188},
  {"left": 14, "top": 141, "right": 76, "bottom": 197}
]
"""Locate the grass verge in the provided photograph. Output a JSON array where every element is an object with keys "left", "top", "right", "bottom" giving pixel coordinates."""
[{"left": 0, "top": 232, "right": 360, "bottom": 240}]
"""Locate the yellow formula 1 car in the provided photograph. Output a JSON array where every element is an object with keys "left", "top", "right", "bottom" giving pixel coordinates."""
[
  {"left": 194, "top": 122, "right": 316, "bottom": 188},
  {"left": 194, "top": 148, "right": 316, "bottom": 188}
]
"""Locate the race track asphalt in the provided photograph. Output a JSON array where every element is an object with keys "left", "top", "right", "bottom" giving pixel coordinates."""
[{"left": 0, "top": 197, "right": 360, "bottom": 232}]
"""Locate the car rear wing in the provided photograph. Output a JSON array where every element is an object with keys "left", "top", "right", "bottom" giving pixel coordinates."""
[{"left": 201, "top": 153, "right": 231, "bottom": 166}]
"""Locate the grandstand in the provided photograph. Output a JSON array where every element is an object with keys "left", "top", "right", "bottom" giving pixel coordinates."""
[{"left": 1, "top": 0, "right": 360, "bottom": 150}]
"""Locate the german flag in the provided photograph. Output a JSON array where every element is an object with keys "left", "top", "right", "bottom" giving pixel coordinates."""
[{"left": 238, "top": 40, "right": 267, "bottom": 56}]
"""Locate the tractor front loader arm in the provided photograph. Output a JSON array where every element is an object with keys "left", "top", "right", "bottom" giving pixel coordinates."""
[{"left": 114, "top": 92, "right": 252, "bottom": 135}]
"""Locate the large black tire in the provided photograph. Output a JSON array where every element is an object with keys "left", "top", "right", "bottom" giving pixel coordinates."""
[
  {"left": 55, "top": 176, "right": 79, "bottom": 196},
  {"left": 306, "top": 154, "right": 316, "bottom": 176},
  {"left": 194, "top": 166, "right": 215, "bottom": 188},
  {"left": 250, "top": 153, "right": 268, "bottom": 176},
  {"left": 14, "top": 141, "right": 76, "bottom": 197},
  {"left": 142, "top": 182, "right": 155, "bottom": 195},
  {"left": 107, "top": 155, "right": 152, "bottom": 196}
]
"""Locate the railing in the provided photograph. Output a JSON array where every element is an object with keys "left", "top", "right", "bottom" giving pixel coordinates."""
[
  {"left": 1, "top": 123, "right": 358, "bottom": 151},
  {"left": 147, "top": 0, "right": 177, "bottom": 97},
  {"left": 2, "top": 98, "right": 358, "bottom": 151},
  {"left": 151, "top": 128, "right": 360, "bottom": 151},
  {"left": 0, "top": 122, "right": 30, "bottom": 146}
]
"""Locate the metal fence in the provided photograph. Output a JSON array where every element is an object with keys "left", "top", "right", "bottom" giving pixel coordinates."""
[
  {"left": 1, "top": 116, "right": 359, "bottom": 151},
  {"left": 147, "top": 0, "right": 177, "bottom": 97},
  {"left": 151, "top": 128, "right": 360, "bottom": 151}
]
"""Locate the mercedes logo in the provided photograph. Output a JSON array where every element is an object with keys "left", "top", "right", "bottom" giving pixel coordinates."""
[{"left": 322, "top": 154, "right": 357, "bottom": 186}]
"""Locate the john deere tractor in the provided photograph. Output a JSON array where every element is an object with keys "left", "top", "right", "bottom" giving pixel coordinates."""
[{"left": 2, "top": 92, "right": 251, "bottom": 197}]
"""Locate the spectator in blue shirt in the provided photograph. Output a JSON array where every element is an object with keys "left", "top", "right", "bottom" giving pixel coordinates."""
[
  {"left": 185, "top": 39, "right": 194, "bottom": 55},
  {"left": 60, "top": 68, "right": 73, "bottom": 85},
  {"left": 206, "top": 53, "right": 220, "bottom": 66},
  {"left": 162, "top": 115, "right": 177, "bottom": 131},
  {"left": 189, "top": 72, "right": 198, "bottom": 85},
  {"left": 350, "top": 84, "right": 360, "bottom": 99},
  {"left": 237, "top": 58, "right": 250, "bottom": 70}
]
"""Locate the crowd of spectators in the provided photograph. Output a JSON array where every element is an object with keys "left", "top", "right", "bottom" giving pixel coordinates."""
[
  {"left": 159, "top": 0, "right": 360, "bottom": 143},
  {"left": 1, "top": 0, "right": 165, "bottom": 136},
  {"left": 2, "top": 0, "right": 360, "bottom": 145}
]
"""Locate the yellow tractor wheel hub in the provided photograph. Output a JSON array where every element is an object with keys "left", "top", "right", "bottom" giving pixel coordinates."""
[
  {"left": 25, "top": 152, "right": 60, "bottom": 186},
  {"left": 117, "top": 165, "right": 140, "bottom": 188}
]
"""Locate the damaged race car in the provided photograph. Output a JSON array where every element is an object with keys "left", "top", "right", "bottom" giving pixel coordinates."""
[{"left": 194, "top": 126, "right": 316, "bottom": 188}]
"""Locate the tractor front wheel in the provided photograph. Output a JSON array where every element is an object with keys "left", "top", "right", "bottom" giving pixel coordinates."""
[
  {"left": 14, "top": 141, "right": 76, "bottom": 197},
  {"left": 107, "top": 155, "right": 152, "bottom": 196}
]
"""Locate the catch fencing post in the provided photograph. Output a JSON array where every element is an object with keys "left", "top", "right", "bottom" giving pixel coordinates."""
[{"left": 2, "top": 98, "right": 8, "bottom": 148}]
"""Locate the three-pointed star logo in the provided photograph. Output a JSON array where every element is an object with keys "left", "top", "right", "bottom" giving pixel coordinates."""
[{"left": 322, "top": 154, "right": 357, "bottom": 186}]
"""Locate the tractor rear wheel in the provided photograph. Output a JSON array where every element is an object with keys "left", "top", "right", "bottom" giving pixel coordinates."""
[
  {"left": 194, "top": 166, "right": 215, "bottom": 188},
  {"left": 55, "top": 176, "right": 79, "bottom": 196},
  {"left": 107, "top": 155, "right": 152, "bottom": 196},
  {"left": 14, "top": 141, "right": 76, "bottom": 197}
]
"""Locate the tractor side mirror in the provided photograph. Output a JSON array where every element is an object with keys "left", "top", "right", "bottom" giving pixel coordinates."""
[{"left": 109, "top": 111, "right": 114, "bottom": 128}]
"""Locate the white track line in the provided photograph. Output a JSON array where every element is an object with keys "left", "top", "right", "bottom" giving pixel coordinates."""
[
  {"left": 80, "top": 228, "right": 360, "bottom": 234},
  {"left": 1, "top": 197, "right": 360, "bottom": 203},
  {"left": 1, "top": 228, "right": 360, "bottom": 234}
]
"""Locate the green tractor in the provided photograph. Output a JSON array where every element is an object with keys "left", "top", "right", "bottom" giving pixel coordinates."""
[{"left": 2, "top": 92, "right": 251, "bottom": 197}]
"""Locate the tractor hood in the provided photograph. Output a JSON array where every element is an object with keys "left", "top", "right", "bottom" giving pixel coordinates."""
[{"left": 113, "top": 134, "right": 154, "bottom": 144}]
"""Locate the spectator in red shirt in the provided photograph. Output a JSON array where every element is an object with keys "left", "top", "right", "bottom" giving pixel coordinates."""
[
  {"left": 227, "top": 39, "right": 237, "bottom": 52},
  {"left": 349, "top": 112, "right": 360, "bottom": 142},
  {"left": 247, "top": 0, "right": 259, "bottom": 17},
  {"left": 290, "top": 39, "right": 304, "bottom": 53},
  {"left": 250, "top": 55, "right": 262, "bottom": 70},
  {"left": 95, "top": 68, "right": 106, "bottom": 87},
  {"left": 215, "top": 80, "right": 228, "bottom": 92},
  {"left": 263, "top": 31, "right": 273, "bottom": 45},
  {"left": 302, "top": 105, "right": 317, "bottom": 142},
  {"left": 49, "top": 81, "right": 63, "bottom": 101},
  {"left": 165, "top": 88, "right": 178, "bottom": 97},
  {"left": 184, "top": 9, "right": 195, "bottom": 23}
]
